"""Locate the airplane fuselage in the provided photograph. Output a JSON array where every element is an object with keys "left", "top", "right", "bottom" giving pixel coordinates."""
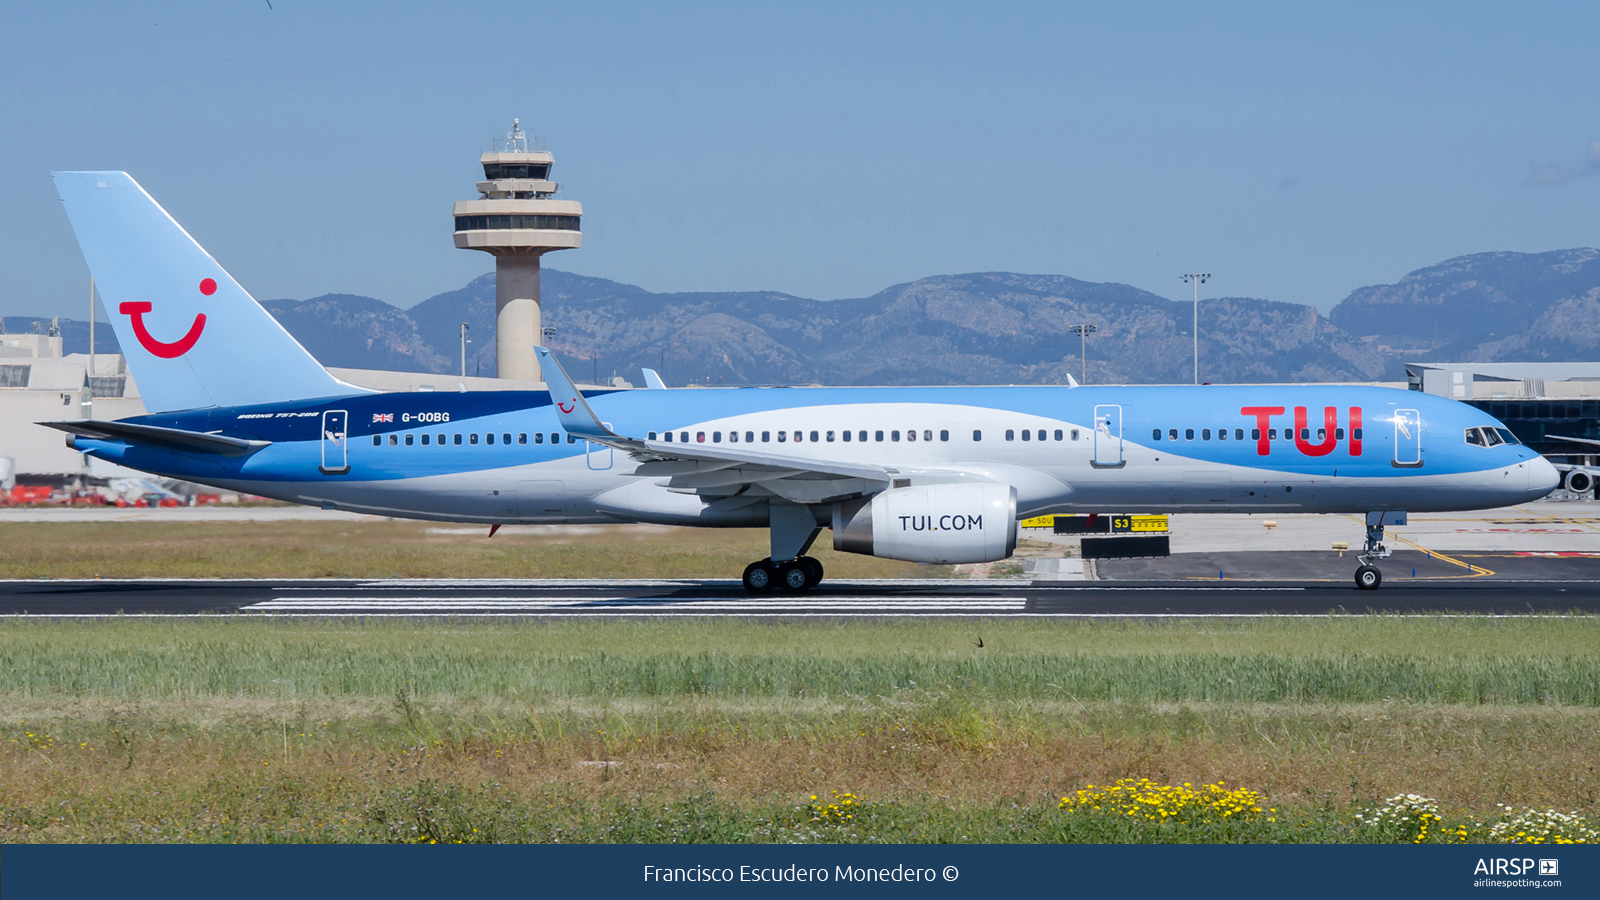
[{"left": 71, "top": 383, "right": 1558, "bottom": 525}]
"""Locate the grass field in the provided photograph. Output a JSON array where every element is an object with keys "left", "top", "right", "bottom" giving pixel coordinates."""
[
  {"left": 1, "top": 617, "right": 1597, "bottom": 843},
  {"left": 0, "top": 520, "right": 946, "bottom": 580}
]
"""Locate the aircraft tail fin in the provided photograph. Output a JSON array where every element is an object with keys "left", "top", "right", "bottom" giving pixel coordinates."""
[
  {"left": 641, "top": 367, "right": 667, "bottom": 390},
  {"left": 51, "top": 171, "right": 369, "bottom": 412}
]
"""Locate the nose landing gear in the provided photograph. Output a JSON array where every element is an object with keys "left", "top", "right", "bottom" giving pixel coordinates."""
[{"left": 1354, "top": 511, "right": 1406, "bottom": 590}]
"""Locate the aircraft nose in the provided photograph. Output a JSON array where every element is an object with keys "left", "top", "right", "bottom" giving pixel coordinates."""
[{"left": 1528, "top": 454, "right": 1560, "bottom": 498}]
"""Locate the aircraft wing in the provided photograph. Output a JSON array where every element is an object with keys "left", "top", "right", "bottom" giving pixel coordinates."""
[
  {"left": 535, "top": 348, "right": 892, "bottom": 502},
  {"left": 40, "top": 419, "right": 272, "bottom": 457}
]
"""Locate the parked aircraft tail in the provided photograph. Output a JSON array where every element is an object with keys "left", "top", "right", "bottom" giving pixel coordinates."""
[{"left": 51, "top": 171, "right": 367, "bottom": 413}]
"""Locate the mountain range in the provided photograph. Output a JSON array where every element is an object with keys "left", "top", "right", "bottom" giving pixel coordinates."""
[{"left": 13, "top": 248, "right": 1600, "bottom": 386}]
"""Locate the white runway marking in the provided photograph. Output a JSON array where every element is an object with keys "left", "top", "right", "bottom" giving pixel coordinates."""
[{"left": 244, "top": 596, "right": 1027, "bottom": 614}]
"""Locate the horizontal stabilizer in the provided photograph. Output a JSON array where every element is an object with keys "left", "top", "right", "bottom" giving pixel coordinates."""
[{"left": 41, "top": 419, "right": 271, "bottom": 457}]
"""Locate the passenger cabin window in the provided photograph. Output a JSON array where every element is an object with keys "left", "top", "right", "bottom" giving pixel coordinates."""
[
  {"left": 940, "top": 430, "right": 949, "bottom": 441},
  {"left": 550, "top": 433, "right": 560, "bottom": 444},
  {"left": 470, "top": 433, "right": 479, "bottom": 445},
  {"left": 892, "top": 430, "right": 901, "bottom": 441},
  {"left": 679, "top": 432, "right": 689, "bottom": 443},
  {"left": 1168, "top": 429, "right": 1178, "bottom": 441},
  {"left": 372, "top": 435, "right": 381, "bottom": 446},
  {"left": 713, "top": 431, "right": 722, "bottom": 442},
  {"left": 535, "top": 433, "right": 544, "bottom": 444},
  {"left": 1054, "top": 429, "right": 1063, "bottom": 441},
  {"left": 811, "top": 430, "right": 820, "bottom": 442},
  {"left": 842, "top": 430, "right": 852, "bottom": 442},
  {"left": 859, "top": 431, "right": 868, "bottom": 442},
  {"left": 746, "top": 431, "right": 755, "bottom": 442},
  {"left": 454, "top": 434, "right": 463, "bottom": 445},
  {"left": 1021, "top": 430, "right": 1030, "bottom": 441},
  {"left": 1202, "top": 429, "right": 1211, "bottom": 441},
  {"left": 1071, "top": 429, "right": 1079, "bottom": 441},
  {"left": 762, "top": 431, "right": 771, "bottom": 442},
  {"left": 422, "top": 434, "right": 430, "bottom": 445},
  {"left": 1267, "top": 428, "right": 1277, "bottom": 440},
  {"left": 876, "top": 430, "right": 885, "bottom": 442},
  {"left": 405, "top": 434, "right": 414, "bottom": 446},
  {"left": 1235, "top": 428, "right": 1244, "bottom": 441},
  {"left": 973, "top": 430, "right": 982, "bottom": 441},
  {"left": 648, "top": 432, "right": 657, "bottom": 440},
  {"left": 1185, "top": 429, "right": 1195, "bottom": 440},
  {"left": 827, "top": 430, "right": 835, "bottom": 442},
  {"left": 1005, "top": 429, "right": 1015, "bottom": 441},
  {"left": 486, "top": 433, "right": 495, "bottom": 445}
]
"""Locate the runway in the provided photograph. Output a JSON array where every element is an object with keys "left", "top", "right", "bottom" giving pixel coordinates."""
[{"left": 3, "top": 570, "right": 1599, "bottom": 617}]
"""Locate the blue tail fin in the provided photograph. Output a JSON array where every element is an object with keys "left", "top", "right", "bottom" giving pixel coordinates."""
[{"left": 52, "top": 171, "right": 368, "bottom": 412}]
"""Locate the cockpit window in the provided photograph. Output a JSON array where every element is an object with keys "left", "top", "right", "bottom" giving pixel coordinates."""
[
  {"left": 1483, "top": 428, "right": 1504, "bottom": 446},
  {"left": 1465, "top": 428, "right": 1484, "bottom": 446},
  {"left": 1496, "top": 427, "right": 1520, "bottom": 445}
]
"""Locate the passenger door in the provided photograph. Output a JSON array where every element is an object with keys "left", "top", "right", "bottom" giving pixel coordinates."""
[
  {"left": 319, "top": 410, "right": 350, "bottom": 475},
  {"left": 1092, "top": 404, "right": 1125, "bottom": 468},
  {"left": 1393, "top": 408, "right": 1423, "bottom": 468},
  {"left": 587, "top": 423, "right": 613, "bottom": 470}
]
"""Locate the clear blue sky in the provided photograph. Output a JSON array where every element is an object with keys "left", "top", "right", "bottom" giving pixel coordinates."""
[{"left": 4, "top": 1, "right": 1599, "bottom": 319}]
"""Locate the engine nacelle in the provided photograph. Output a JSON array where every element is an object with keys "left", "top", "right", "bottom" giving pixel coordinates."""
[
  {"left": 1564, "top": 468, "right": 1595, "bottom": 495},
  {"left": 832, "top": 483, "right": 1018, "bottom": 564}
]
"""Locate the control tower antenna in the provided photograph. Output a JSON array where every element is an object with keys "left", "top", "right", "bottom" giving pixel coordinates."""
[{"left": 453, "top": 118, "right": 581, "bottom": 382}]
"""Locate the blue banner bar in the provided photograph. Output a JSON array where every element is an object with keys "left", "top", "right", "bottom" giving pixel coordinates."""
[{"left": 2, "top": 844, "right": 1595, "bottom": 898}]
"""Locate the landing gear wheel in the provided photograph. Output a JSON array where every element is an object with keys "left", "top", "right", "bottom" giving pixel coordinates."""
[
  {"left": 798, "top": 556, "right": 823, "bottom": 587},
  {"left": 778, "top": 561, "right": 812, "bottom": 592},
  {"left": 742, "top": 559, "right": 778, "bottom": 593},
  {"left": 1354, "top": 565, "right": 1382, "bottom": 591}
]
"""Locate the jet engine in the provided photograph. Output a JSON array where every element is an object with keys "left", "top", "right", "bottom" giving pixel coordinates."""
[
  {"left": 832, "top": 483, "right": 1017, "bottom": 564},
  {"left": 1563, "top": 468, "right": 1595, "bottom": 495}
]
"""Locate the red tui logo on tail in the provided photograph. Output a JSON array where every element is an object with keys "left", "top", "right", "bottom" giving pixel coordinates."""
[
  {"left": 119, "top": 278, "right": 212, "bottom": 358},
  {"left": 557, "top": 400, "right": 576, "bottom": 414}
]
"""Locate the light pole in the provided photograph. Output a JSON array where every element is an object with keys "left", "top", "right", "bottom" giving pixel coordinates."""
[
  {"left": 1181, "top": 274, "right": 1210, "bottom": 384},
  {"left": 1068, "top": 324, "right": 1097, "bottom": 384},
  {"left": 459, "top": 322, "right": 470, "bottom": 378}
]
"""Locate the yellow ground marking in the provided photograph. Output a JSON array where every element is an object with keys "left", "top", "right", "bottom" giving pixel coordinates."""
[{"left": 1388, "top": 534, "right": 1495, "bottom": 579}]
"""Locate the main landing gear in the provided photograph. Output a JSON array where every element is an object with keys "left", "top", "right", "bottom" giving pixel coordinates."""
[
  {"left": 1354, "top": 511, "right": 1406, "bottom": 591},
  {"left": 743, "top": 503, "right": 827, "bottom": 593},
  {"left": 742, "top": 556, "right": 824, "bottom": 592}
]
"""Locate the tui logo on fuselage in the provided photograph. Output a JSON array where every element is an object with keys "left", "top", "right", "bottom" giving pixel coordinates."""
[{"left": 1239, "top": 406, "right": 1364, "bottom": 456}]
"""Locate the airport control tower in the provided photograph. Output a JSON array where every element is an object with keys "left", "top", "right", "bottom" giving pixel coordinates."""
[{"left": 453, "top": 119, "right": 581, "bottom": 382}]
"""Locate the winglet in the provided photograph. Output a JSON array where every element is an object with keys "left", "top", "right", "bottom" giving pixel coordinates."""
[
  {"left": 1066, "top": 373, "right": 1080, "bottom": 388},
  {"left": 641, "top": 367, "right": 667, "bottom": 390},
  {"left": 535, "top": 347, "right": 646, "bottom": 450}
]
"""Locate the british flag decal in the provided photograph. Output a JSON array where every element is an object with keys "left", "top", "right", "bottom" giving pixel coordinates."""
[{"left": 372, "top": 413, "right": 393, "bottom": 423}]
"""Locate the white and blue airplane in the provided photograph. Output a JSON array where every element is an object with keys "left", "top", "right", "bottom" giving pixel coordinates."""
[{"left": 44, "top": 171, "right": 1560, "bottom": 591}]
